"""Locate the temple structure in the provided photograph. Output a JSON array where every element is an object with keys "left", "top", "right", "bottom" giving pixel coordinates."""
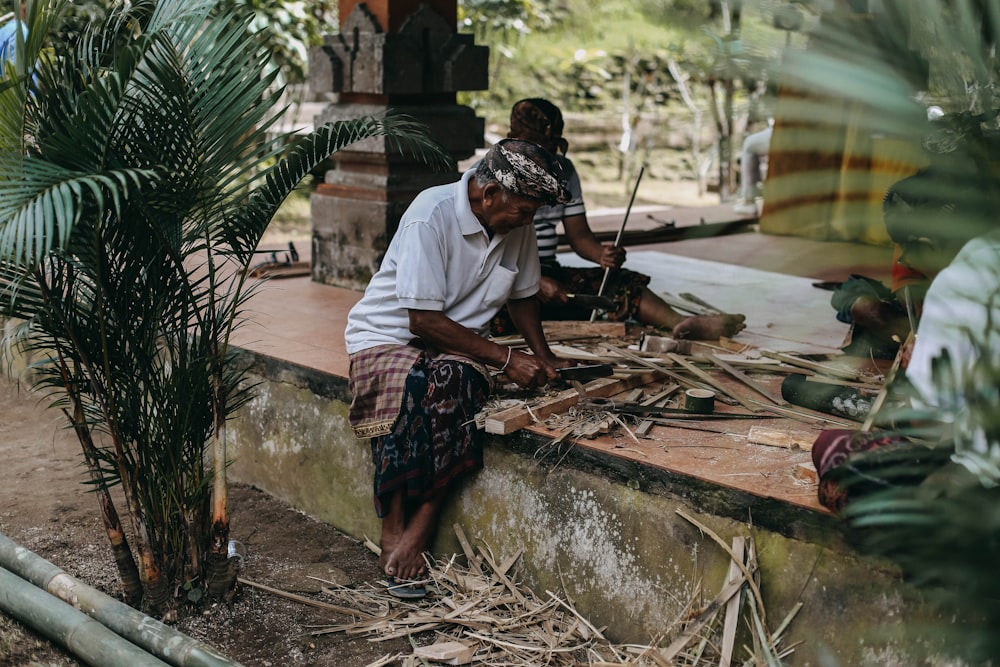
[{"left": 308, "top": 0, "right": 488, "bottom": 289}]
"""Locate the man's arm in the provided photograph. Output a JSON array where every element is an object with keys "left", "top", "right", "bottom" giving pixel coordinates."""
[
  {"left": 408, "top": 309, "right": 558, "bottom": 388},
  {"left": 563, "top": 214, "right": 626, "bottom": 269}
]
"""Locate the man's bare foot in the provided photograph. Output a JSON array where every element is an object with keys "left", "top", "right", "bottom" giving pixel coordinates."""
[
  {"left": 673, "top": 314, "right": 746, "bottom": 340},
  {"left": 383, "top": 495, "right": 444, "bottom": 580},
  {"left": 383, "top": 536, "right": 429, "bottom": 582}
]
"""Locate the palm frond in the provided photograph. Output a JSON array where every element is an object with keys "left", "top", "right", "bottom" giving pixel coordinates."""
[{"left": 215, "top": 113, "right": 453, "bottom": 262}]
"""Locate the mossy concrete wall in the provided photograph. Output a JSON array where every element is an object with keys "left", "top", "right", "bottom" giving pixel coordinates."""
[{"left": 227, "top": 354, "right": 956, "bottom": 666}]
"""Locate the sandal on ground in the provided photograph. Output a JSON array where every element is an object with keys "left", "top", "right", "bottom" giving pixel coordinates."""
[{"left": 385, "top": 576, "right": 427, "bottom": 599}]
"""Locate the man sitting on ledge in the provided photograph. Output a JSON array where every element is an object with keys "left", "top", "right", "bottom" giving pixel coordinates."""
[{"left": 344, "top": 139, "right": 572, "bottom": 597}]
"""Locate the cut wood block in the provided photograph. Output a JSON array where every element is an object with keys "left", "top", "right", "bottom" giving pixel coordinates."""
[
  {"left": 414, "top": 640, "right": 475, "bottom": 665},
  {"left": 542, "top": 321, "right": 626, "bottom": 338},
  {"left": 747, "top": 426, "right": 818, "bottom": 451},
  {"left": 621, "top": 388, "right": 645, "bottom": 403},
  {"left": 483, "top": 371, "right": 661, "bottom": 435},
  {"left": 794, "top": 461, "right": 819, "bottom": 484}
]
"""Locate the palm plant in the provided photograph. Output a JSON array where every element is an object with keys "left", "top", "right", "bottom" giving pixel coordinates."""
[{"left": 0, "top": 0, "right": 450, "bottom": 616}]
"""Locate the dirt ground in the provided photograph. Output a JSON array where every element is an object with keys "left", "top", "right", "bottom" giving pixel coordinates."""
[{"left": 0, "top": 377, "right": 417, "bottom": 667}]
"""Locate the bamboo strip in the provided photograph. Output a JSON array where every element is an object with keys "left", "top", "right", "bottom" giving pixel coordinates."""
[{"left": 706, "top": 353, "right": 787, "bottom": 406}]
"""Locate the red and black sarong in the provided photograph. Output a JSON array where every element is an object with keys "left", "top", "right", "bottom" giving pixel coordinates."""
[{"left": 349, "top": 345, "right": 490, "bottom": 517}]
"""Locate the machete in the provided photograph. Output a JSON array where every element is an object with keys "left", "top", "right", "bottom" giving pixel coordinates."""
[
  {"left": 581, "top": 398, "right": 778, "bottom": 419},
  {"left": 566, "top": 293, "right": 617, "bottom": 311},
  {"left": 555, "top": 363, "right": 615, "bottom": 382}
]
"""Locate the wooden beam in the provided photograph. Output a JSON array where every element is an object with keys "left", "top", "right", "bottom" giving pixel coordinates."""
[{"left": 747, "top": 425, "right": 818, "bottom": 451}]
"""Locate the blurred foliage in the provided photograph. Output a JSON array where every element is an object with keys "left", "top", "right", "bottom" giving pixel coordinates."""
[
  {"left": 843, "top": 339, "right": 1000, "bottom": 663},
  {"left": 798, "top": 2, "right": 1000, "bottom": 661},
  {"left": 0, "top": 1, "right": 336, "bottom": 88},
  {"left": 215, "top": 1, "right": 337, "bottom": 87}
]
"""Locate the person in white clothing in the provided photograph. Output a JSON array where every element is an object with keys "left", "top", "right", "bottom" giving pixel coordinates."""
[
  {"left": 733, "top": 124, "right": 773, "bottom": 216},
  {"left": 345, "top": 139, "right": 572, "bottom": 596}
]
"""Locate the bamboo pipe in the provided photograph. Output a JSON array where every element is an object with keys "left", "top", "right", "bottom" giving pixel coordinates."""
[
  {"left": 0, "top": 531, "right": 240, "bottom": 667},
  {"left": 0, "top": 565, "right": 172, "bottom": 667}
]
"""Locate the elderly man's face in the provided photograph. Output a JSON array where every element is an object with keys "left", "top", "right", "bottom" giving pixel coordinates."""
[{"left": 482, "top": 188, "right": 542, "bottom": 236}]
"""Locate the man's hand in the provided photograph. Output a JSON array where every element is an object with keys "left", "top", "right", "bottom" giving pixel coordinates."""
[
  {"left": 537, "top": 275, "right": 569, "bottom": 305},
  {"left": 503, "top": 349, "right": 560, "bottom": 389},
  {"left": 598, "top": 244, "right": 626, "bottom": 270}
]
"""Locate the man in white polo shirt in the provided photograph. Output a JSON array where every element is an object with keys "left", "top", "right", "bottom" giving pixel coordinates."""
[{"left": 345, "top": 139, "right": 572, "bottom": 597}]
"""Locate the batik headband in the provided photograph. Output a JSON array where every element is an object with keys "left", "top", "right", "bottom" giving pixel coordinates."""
[{"left": 480, "top": 138, "right": 570, "bottom": 206}]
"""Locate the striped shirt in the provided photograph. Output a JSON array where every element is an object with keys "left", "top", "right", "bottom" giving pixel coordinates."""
[{"left": 534, "top": 155, "right": 586, "bottom": 263}]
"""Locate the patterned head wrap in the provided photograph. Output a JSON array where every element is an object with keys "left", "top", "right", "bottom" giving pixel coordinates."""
[
  {"left": 476, "top": 138, "right": 571, "bottom": 206},
  {"left": 509, "top": 98, "right": 569, "bottom": 156}
]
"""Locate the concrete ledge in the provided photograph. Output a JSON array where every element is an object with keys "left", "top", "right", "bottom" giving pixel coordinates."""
[{"left": 228, "top": 349, "right": 956, "bottom": 665}]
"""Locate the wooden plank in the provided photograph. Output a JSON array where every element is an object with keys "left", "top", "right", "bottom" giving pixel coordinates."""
[
  {"left": 413, "top": 641, "right": 475, "bottom": 665},
  {"left": 483, "top": 371, "right": 661, "bottom": 435},
  {"left": 542, "top": 320, "right": 626, "bottom": 338},
  {"left": 747, "top": 425, "right": 818, "bottom": 451}
]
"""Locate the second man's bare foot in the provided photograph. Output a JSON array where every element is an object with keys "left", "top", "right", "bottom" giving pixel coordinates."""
[{"left": 673, "top": 314, "right": 746, "bottom": 340}]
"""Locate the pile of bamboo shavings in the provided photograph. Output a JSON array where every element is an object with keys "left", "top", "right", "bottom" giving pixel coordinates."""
[{"left": 291, "top": 524, "right": 800, "bottom": 667}]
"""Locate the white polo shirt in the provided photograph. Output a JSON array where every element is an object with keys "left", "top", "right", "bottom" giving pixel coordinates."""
[{"left": 345, "top": 170, "right": 541, "bottom": 353}]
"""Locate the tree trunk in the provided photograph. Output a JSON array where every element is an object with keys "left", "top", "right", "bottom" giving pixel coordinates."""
[
  {"left": 59, "top": 361, "right": 143, "bottom": 607},
  {"left": 206, "top": 380, "right": 235, "bottom": 598}
]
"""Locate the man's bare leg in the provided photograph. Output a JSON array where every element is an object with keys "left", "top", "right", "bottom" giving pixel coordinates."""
[
  {"left": 637, "top": 288, "right": 746, "bottom": 340},
  {"left": 382, "top": 491, "right": 445, "bottom": 581},
  {"left": 379, "top": 490, "right": 406, "bottom": 576}
]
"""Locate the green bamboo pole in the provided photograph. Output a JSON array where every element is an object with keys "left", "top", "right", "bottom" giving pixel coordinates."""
[
  {"left": 0, "top": 532, "right": 240, "bottom": 667},
  {"left": 0, "top": 566, "right": 171, "bottom": 667}
]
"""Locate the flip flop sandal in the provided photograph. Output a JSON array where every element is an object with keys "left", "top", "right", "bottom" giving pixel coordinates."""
[{"left": 385, "top": 576, "right": 427, "bottom": 599}]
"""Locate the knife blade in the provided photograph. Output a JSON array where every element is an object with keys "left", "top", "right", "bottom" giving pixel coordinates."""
[
  {"left": 566, "top": 293, "right": 617, "bottom": 311},
  {"left": 556, "top": 363, "right": 615, "bottom": 382}
]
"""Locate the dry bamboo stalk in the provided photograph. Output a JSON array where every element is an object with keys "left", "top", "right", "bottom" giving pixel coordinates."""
[
  {"left": 748, "top": 398, "right": 857, "bottom": 427},
  {"left": 598, "top": 344, "right": 703, "bottom": 390},
  {"left": 453, "top": 523, "right": 484, "bottom": 577},
  {"left": 760, "top": 350, "right": 868, "bottom": 382},
  {"left": 674, "top": 510, "right": 767, "bottom": 629},
  {"left": 719, "top": 537, "right": 747, "bottom": 667},
  {"left": 238, "top": 577, "right": 377, "bottom": 618},
  {"left": 862, "top": 330, "right": 912, "bottom": 431},
  {"left": 706, "top": 353, "right": 787, "bottom": 406}
]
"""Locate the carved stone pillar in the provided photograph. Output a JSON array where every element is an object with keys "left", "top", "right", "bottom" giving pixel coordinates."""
[{"left": 308, "top": 1, "right": 488, "bottom": 289}]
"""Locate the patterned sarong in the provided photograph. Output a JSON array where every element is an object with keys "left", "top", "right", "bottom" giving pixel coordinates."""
[
  {"left": 348, "top": 345, "right": 491, "bottom": 517},
  {"left": 811, "top": 429, "right": 906, "bottom": 512}
]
